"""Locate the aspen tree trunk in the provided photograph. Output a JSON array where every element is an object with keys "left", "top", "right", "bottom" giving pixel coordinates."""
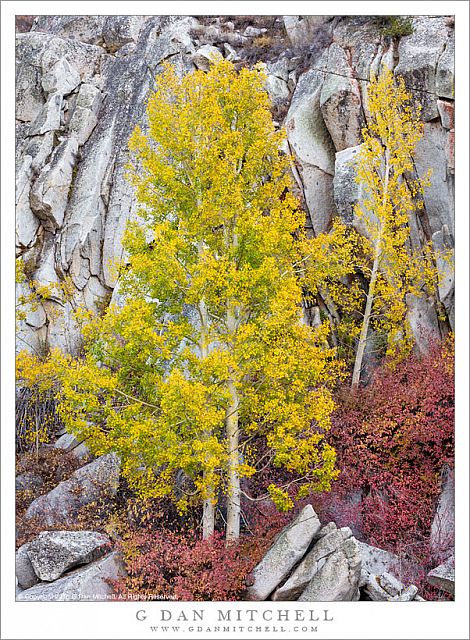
[
  {"left": 351, "top": 149, "right": 390, "bottom": 388},
  {"left": 351, "top": 252, "right": 380, "bottom": 387},
  {"left": 225, "top": 227, "right": 241, "bottom": 543},
  {"left": 202, "top": 495, "right": 215, "bottom": 539},
  {"left": 225, "top": 377, "right": 240, "bottom": 542},
  {"left": 199, "top": 310, "right": 215, "bottom": 540},
  {"left": 198, "top": 241, "right": 216, "bottom": 539}
]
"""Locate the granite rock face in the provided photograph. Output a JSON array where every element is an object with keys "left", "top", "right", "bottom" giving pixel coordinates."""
[{"left": 15, "top": 15, "right": 454, "bottom": 354}]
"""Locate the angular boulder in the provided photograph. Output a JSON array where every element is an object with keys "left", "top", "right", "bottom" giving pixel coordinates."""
[
  {"left": 358, "top": 541, "right": 400, "bottom": 576},
  {"left": 27, "top": 531, "right": 111, "bottom": 581},
  {"left": 427, "top": 555, "right": 455, "bottom": 596},
  {"left": 246, "top": 504, "right": 321, "bottom": 601},
  {"left": 273, "top": 524, "right": 352, "bottom": 600},
  {"left": 16, "top": 543, "right": 40, "bottom": 590},
  {"left": 23, "top": 453, "right": 120, "bottom": 527},
  {"left": 16, "top": 552, "right": 125, "bottom": 601},
  {"left": 28, "top": 93, "right": 62, "bottom": 136},
  {"left": 363, "top": 572, "right": 418, "bottom": 601},
  {"left": 54, "top": 432, "right": 90, "bottom": 461},
  {"left": 298, "top": 536, "right": 362, "bottom": 601},
  {"left": 41, "top": 57, "right": 81, "bottom": 96},
  {"left": 191, "top": 44, "right": 222, "bottom": 71}
]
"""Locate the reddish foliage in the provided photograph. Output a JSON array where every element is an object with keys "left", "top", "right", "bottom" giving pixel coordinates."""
[
  {"left": 113, "top": 513, "right": 287, "bottom": 601},
  {"left": 313, "top": 338, "right": 454, "bottom": 597}
]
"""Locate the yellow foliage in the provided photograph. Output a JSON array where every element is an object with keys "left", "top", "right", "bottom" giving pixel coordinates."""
[{"left": 49, "top": 59, "right": 342, "bottom": 516}]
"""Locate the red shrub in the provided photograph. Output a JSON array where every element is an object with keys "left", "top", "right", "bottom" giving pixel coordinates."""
[
  {"left": 313, "top": 338, "right": 454, "bottom": 596},
  {"left": 113, "top": 518, "right": 286, "bottom": 601}
]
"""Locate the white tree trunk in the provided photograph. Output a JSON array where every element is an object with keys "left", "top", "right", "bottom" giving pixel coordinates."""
[
  {"left": 351, "top": 149, "right": 390, "bottom": 388},
  {"left": 225, "top": 377, "right": 240, "bottom": 542},
  {"left": 198, "top": 249, "right": 216, "bottom": 539},
  {"left": 351, "top": 253, "right": 380, "bottom": 387},
  {"left": 202, "top": 493, "right": 215, "bottom": 539}
]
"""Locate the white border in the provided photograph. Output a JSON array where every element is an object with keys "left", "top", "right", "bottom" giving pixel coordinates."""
[{"left": 2, "top": 2, "right": 469, "bottom": 639}]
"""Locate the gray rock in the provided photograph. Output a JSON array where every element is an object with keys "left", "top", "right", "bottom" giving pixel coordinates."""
[
  {"left": 54, "top": 433, "right": 90, "bottom": 460},
  {"left": 406, "top": 293, "right": 441, "bottom": 352},
  {"left": 265, "top": 74, "right": 290, "bottom": 105},
  {"left": 76, "top": 82, "right": 102, "bottom": 113},
  {"left": 436, "top": 34, "right": 454, "bottom": 99},
  {"left": 69, "top": 107, "right": 98, "bottom": 146},
  {"left": 102, "top": 16, "right": 146, "bottom": 53},
  {"left": 30, "top": 138, "right": 78, "bottom": 230},
  {"left": 246, "top": 504, "right": 321, "bottom": 601},
  {"left": 312, "top": 521, "right": 338, "bottom": 542},
  {"left": 427, "top": 555, "right": 454, "bottom": 595},
  {"left": 285, "top": 60, "right": 336, "bottom": 234},
  {"left": 267, "top": 58, "right": 290, "bottom": 82},
  {"left": 32, "top": 15, "right": 107, "bottom": 46},
  {"left": 379, "top": 571, "right": 407, "bottom": 597},
  {"left": 16, "top": 543, "right": 40, "bottom": 589},
  {"left": 24, "top": 453, "right": 120, "bottom": 527},
  {"left": 16, "top": 35, "right": 46, "bottom": 122},
  {"left": 272, "top": 525, "right": 352, "bottom": 600},
  {"left": 432, "top": 227, "right": 454, "bottom": 325},
  {"left": 430, "top": 466, "right": 455, "bottom": 557},
  {"left": 392, "top": 585, "right": 419, "bottom": 601},
  {"left": 243, "top": 26, "right": 266, "bottom": 38},
  {"left": 16, "top": 30, "right": 105, "bottom": 124},
  {"left": 165, "top": 16, "right": 199, "bottom": 53},
  {"left": 29, "top": 93, "right": 63, "bottom": 136},
  {"left": 298, "top": 536, "right": 362, "bottom": 601},
  {"left": 15, "top": 473, "right": 44, "bottom": 493},
  {"left": 23, "top": 132, "right": 55, "bottom": 172},
  {"left": 68, "top": 83, "right": 102, "bottom": 146},
  {"left": 414, "top": 121, "right": 455, "bottom": 239},
  {"left": 16, "top": 552, "right": 125, "bottom": 601},
  {"left": 363, "top": 572, "right": 411, "bottom": 601},
  {"left": 191, "top": 44, "right": 223, "bottom": 71},
  {"left": 27, "top": 531, "right": 111, "bottom": 581},
  {"left": 41, "top": 58, "right": 81, "bottom": 96},
  {"left": 358, "top": 541, "right": 400, "bottom": 576},
  {"left": 320, "top": 43, "right": 364, "bottom": 151},
  {"left": 333, "top": 144, "right": 375, "bottom": 238},
  {"left": 395, "top": 17, "right": 449, "bottom": 121},
  {"left": 223, "top": 43, "right": 240, "bottom": 62},
  {"left": 282, "top": 16, "right": 332, "bottom": 46}
]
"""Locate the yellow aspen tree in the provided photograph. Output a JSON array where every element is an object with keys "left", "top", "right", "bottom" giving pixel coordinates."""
[
  {"left": 51, "top": 59, "right": 342, "bottom": 542},
  {"left": 350, "top": 68, "right": 438, "bottom": 387}
]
